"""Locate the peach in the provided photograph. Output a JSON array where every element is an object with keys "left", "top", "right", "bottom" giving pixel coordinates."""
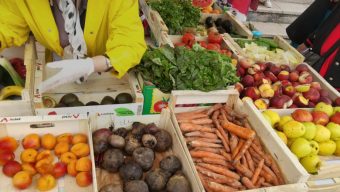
[
  {"left": 35, "top": 159, "right": 53, "bottom": 175},
  {"left": 270, "top": 95, "right": 292, "bottom": 109},
  {"left": 281, "top": 80, "right": 292, "bottom": 87},
  {"left": 0, "top": 136, "right": 18, "bottom": 152},
  {"left": 36, "top": 150, "right": 54, "bottom": 162},
  {"left": 264, "top": 71, "right": 278, "bottom": 83},
  {"left": 76, "top": 172, "right": 92, "bottom": 187},
  {"left": 22, "top": 163, "right": 37, "bottom": 176},
  {"left": 292, "top": 109, "right": 313, "bottom": 122},
  {"left": 22, "top": 134, "right": 40, "bottom": 149},
  {"left": 60, "top": 152, "right": 77, "bottom": 164},
  {"left": 283, "top": 85, "right": 296, "bottom": 97},
  {"left": 37, "top": 174, "right": 56, "bottom": 191},
  {"left": 277, "top": 70, "right": 289, "bottom": 81},
  {"left": 312, "top": 111, "right": 329, "bottom": 125},
  {"left": 243, "top": 87, "right": 260, "bottom": 101},
  {"left": 335, "top": 97, "right": 340, "bottom": 106},
  {"left": 239, "top": 58, "right": 253, "bottom": 69},
  {"left": 295, "top": 63, "right": 309, "bottom": 73},
  {"left": 12, "top": 171, "right": 32, "bottom": 189},
  {"left": 71, "top": 143, "right": 90, "bottom": 158},
  {"left": 293, "top": 95, "right": 310, "bottom": 107},
  {"left": 247, "top": 64, "right": 261, "bottom": 75},
  {"left": 57, "top": 133, "right": 73, "bottom": 144},
  {"left": 254, "top": 99, "right": 269, "bottom": 110},
  {"left": 237, "top": 66, "right": 246, "bottom": 77},
  {"left": 319, "top": 89, "right": 329, "bottom": 97},
  {"left": 20, "top": 148, "right": 38, "bottom": 163},
  {"left": 76, "top": 157, "right": 92, "bottom": 172},
  {"left": 72, "top": 134, "right": 88, "bottom": 144},
  {"left": 54, "top": 142, "right": 70, "bottom": 156},
  {"left": 53, "top": 162, "right": 67, "bottom": 178},
  {"left": 0, "top": 150, "right": 15, "bottom": 165},
  {"left": 269, "top": 65, "right": 281, "bottom": 76},
  {"left": 3, "top": 160, "right": 22, "bottom": 177},
  {"left": 280, "top": 64, "right": 291, "bottom": 72},
  {"left": 41, "top": 134, "right": 57, "bottom": 150},
  {"left": 303, "top": 88, "right": 320, "bottom": 103},
  {"left": 330, "top": 112, "right": 340, "bottom": 124},
  {"left": 258, "top": 62, "right": 268, "bottom": 71},
  {"left": 234, "top": 82, "right": 244, "bottom": 93},
  {"left": 241, "top": 75, "right": 254, "bottom": 87},
  {"left": 311, "top": 82, "right": 322, "bottom": 91},
  {"left": 299, "top": 71, "right": 313, "bottom": 84},
  {"left": 67, "top": 160, "right": 78, "bottom": 177},
  {"left": 289, "top": 71, "right": 299, "bottom": 82},
  {"left": 319, "top": 96, "right": 333, "bottom": 105},
  {"left": 253, "top": 72, "right": 265, "bottom": 82}
]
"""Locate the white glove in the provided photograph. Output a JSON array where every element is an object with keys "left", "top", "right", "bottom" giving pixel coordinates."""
[{"left": 38, "top": 58, "right": 94, "bottom": 93}]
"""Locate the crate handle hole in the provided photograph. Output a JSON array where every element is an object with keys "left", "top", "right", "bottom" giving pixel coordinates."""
[{"left": 30, "top": 123, "right": 55, "bottom": 128}]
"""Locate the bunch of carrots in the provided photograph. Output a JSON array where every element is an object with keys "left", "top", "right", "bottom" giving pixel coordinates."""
[{"left": 176, "top": 103, "right": 285, "bottom": 191}]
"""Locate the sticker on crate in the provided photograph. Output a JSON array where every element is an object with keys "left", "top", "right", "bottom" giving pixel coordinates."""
[{"left": 143, "top": 85, "right": 170, "bottom": 114}]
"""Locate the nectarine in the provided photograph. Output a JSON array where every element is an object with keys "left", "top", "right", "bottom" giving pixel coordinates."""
[
  {"left": 72, "top": 134, "right": 88, "bottom": 144},
  {"left": 20, "top": 148, "right": 38, "bottom": 163},
  {"left": 53, "top": 162, "right": 67, "bottom": 178},
  {"left": 67, "top": 160, "right": 78, "bottom": 177},
  {"left": 76, "top": 172, "right": 92, "bottom": 187},
  {"left": 0, "top": 150, "right": 15, "bottom": 165},
  {"left": 71, "top": 143, "right": 90, "bottom": 158},
  {"left": 37, "top": 174, "right": 56, "bottom": 191},
  {"left": 22, "top": 134, "right": 40, "bottom": 149},
  {"left": 22, "top": 163, "right": 37, "bottom": 176},
  {"left": 76, "top": 157, "right": 92, "bottom": 172},
  {"left": 54, "top": 142, "right": 70, "bottom": 156},
  {"left": 12, "top": 171, "right": 32, "bottom": 189},
  {"left": 60, "top": 152, "right": 77, "bottom": 164},
  {"left": 3, "top": 160, "right": 22, "bottom": 177},
  {"left": 0, "top": 136, "right": 18, "bottom": 152},
  {"left": 41, "top": 134, "right": 57, "bottom": 150},
  {"left": 57, "top": 133, "right": 73, "bottom": 144}
]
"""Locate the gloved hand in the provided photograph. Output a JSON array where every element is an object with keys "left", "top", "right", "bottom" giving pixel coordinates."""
[{"left": 38, "top": 58, "right": 94, "bottom": 93}]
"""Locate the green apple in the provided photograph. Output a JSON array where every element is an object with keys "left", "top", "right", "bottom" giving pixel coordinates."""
[
  {"left": 318, "top": 140, "right": 336, "bottom": 156},
  {"left": 334, "top": 140, "right": 340, "bottom": 156},
  {"left": 309, "top": 140, "right": 319, "bottom": 155},
  {"left": 290, "top": 138, "right": 312, "bottom": 158},
  {"left": 276, "top": 115, "right": 293, "bottom": 131},
  {"left": 262, "top": 110, "right": 280, "bottom": 127},
  {"left": 276, "top": 131, "right": 288, "bottom": 145},
  {"left": 283, "top": 121, "right": 306, "bottom": 139},
  {"left": 300, "top": 155, "right": 322, "bottom": 174},
  {"left": 314, "top": 125, "right": 331, "bottom": 142},
  {"left": 287, "top": 138, "right": 297, "bottom": 148},
  {"left": 326, "top": 122, "right": 340, "bottom": 141},
  {"left": 333, "top": 107, "right": 340, "bottom": 115},
  {"left": 262, "top": 113, "right": 272, "bottom": 127},
  {"left": 302, "top": 122, "right": 317, "bottom": 140},
  {"left": 315, "top": 102, "right": 333, "bottom": 116}
]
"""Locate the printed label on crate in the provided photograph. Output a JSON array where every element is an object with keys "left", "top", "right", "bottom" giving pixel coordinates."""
[{"left": 143, "top": 85, "right": 170, "bottom": 114}]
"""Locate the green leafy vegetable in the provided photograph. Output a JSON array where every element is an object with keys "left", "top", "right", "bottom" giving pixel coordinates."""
[
  {"left": 135, "top": 45, "right": 239, "bottom": 93},
  {"left": 149, "top": 0, "right": 200, "bottom": 34},
  {"left": 236, "top": 38, "right": 279, "bottom": 51}
]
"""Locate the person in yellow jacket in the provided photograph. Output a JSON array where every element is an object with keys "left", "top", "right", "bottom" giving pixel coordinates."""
[{"left": 0, "top": 0, "right": 146, "bottom": 92}]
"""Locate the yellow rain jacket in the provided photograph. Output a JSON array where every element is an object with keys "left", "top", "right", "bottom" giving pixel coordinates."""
[{"left": 0, "top": 0, "right": 146, "bottom": 78}]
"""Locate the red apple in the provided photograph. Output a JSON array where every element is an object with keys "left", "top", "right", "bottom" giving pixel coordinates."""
[
  {"left": 248, "top": 64, "right": 261, "bottom": 75},
  {"left": 295, "top": 63, "right": 309, "bottom": 73},
  {"left": 234, "top": 82, "right": 244, "bottom": 93},
  {"left": 269, "top": 65, "right": 281, "bottom": 76},
  {"left": 280, "top": 64, "right": 291, "bottom": 72},
  {"left": 237, "top": 66, "right": 246, "bottom": 77},
  {"left": 273, "top": 84, "right": 283, "bottom": 97},
  {"left": 253, "top": 72, "right": 265, "bottom": 82},
  {"left": 283, "top": 85, "right": 296, "bottom": 97},
  {"left": 303, "top": 88, "right": 320, "bottom": 103},
  {"left": 241, "top": 75, "right": 254, "bottom": 87},
  {"left": 335, "top": 97, "right": 340, "bottom": 106},
  {"left": 3, "top": 160, "right": 22, "bottom": 177},
  {"left": 264, "top": 71, "right": 278, "bottom": 83},
  {"left": 281, "top": 80, "right": 292, "bottom": 87},
  {"left": 239, "top": 58, "right": 254, "bottom": 69},
  {"left": 299, "top": 71, "right": 313, "bottom": 84},
  {"left": 257, "top": 62, "right": 268, "bottom": 71},
  {"left": 270, "top": 95, "right": 293, "bottom": 109},
  {"left": 278, "top": 71, "right": 290, "bottom": 81},
  {"left": 289, "top": 71, "right": 299, "bottom": 82},
  {"left": 312, "top": 111, "right": 329, "bottom": 125},
  {"left": 318, "top": 96, "right": 333, "bottom": 105},
  {"left": 319, "top": 89, "right": 329, "bottom": 97},
  {"left": 293, "top": 95, "right": 310, "bottom": 107},
  {"left": 330, "top": 112, "right": 340, "bottom": 124},
  {"left": 311, "top": 82, "right": 322, "bottom": 91},
  {"left": 292, "top": 109, "right": 313, "bottom": 122},
  {"left": 243, "top": 87, "right": 261, "bottom": 101}
]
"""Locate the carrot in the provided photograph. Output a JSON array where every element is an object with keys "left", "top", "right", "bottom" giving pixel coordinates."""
[
  {"left": 198, "top": 173, "right": 212, "bottom": 192},
  {"left": 201, "top": 157, "right": 233, "bottom": 168},
  {"left": 253, "top": 137, "right": 262, "bottom": 148},
  {"left": 192, "top": 147, "right": 221, "bottom": 154},
  {"left": 233, "top": 138, "right": 254, "bottom": 164},
  {"left": 268, "top": 156, "right": 285, "bottom": 185},
  {"left": 245, "top": 151, "right": 255, "bottom": 172},
  {"left": 220, "top": 109, "right": 228, "bottom": 121},
  {"left": 249, "top": 147, "right": 271, "bottom": 166},
  {"left": 196, "top": 166, "right": 237, "bottom": 184},
  {"left": 220, "top": 150, "right": 232, "bottom": 162},
  {"left": 207, "top": 181, "right": 237, "bottom": 192},
  {"left": 188, "top": 140, "right": 223, "bottom": 148},
  {"left": 260, "top": 169, "right": 273, "bottom": 183},
  {"left": 235, "top": 163, "right": 253, "bottom": 179},
  {"left": 185, "top": 131, "right": 218, "bottom": 139},
  {"left": 224, "top": 105, "right": 248, "bottom": 119},
  {"left": 251, "top": 159, "right": 264, "bottom": 184},
  {"left": 263, "top": 165, "right": 279, "bottom": 185},
  {"left": 185, "top": 137, "right": 222, "bottom": 144},
  {"left": 176, "top": 113, "right": 209, "bottom": 121},
  {"left": 215, "top": 129, "right": 231, "bottom": 153},
  {"left": 197, "top": 163, "right": 241, "bottom": 180},
  {"left": 212, "top": 110, "right": 220, "bottom": 121},
  {"left": 232, "top": 139, "right": 244, "bottom": 159},
  {"left": 203, "top": 124, "right": 215, "bottom": 128},
  {"left": 192, "top": 158, "right": 203, "bottom": 163},
  {"left": 179, "top": 118, "right": 213, "bottom": 125},
  {"left": 176, "top": 109, "right": 207, "bottom": 117},
  {"left": 255, "top": 177, "right": 265, "bottom": 188},
  {"left": 241, "top": 156, "right": 248, "bottom": 169},
  {"left": 233, "top": 120, "right": 243, "bottom": 126},
  {"left": 180, "top": 123, "right": 215, "bottom": 133},
  {"left": 241, "top": 177, "right": 256, "bottom": 189},
  {"left": 190, "top": 151, "right": 226, "bottom": 160},
  {"left": 207, "top": 103, "right": 223, "bottom": 116},
  {"left": 262, "top": 182, "right": 273, "bottom": 187},
  {"left": 204, "top": 176, "right": 243, "bottom": 189},
  {"left": 221, "top": 121, "right": 255, "bottom": 140},
  {"left": 229, "top": 134, "right": 238, "bottom": 153}
]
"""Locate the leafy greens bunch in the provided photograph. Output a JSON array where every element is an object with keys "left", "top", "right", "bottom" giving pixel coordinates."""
[{"left": 136, "top": 45, "right": 239, "bottom": 93}]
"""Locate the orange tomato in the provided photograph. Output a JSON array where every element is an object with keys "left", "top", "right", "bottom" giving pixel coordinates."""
[{"left": 212, "top": 9, "right": 221, "bottom": 14}]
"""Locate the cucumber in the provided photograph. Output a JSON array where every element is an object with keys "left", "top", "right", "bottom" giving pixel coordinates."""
[
  {"left": 257, "top": 38, "right": 279, "bottom": 50},
  {"left": 0, "top": 58, "right": 24, "bottom": 87}
]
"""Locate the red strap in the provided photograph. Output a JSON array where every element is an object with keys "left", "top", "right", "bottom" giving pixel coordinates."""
[{"left": 319, "top": 49, "right": 338, "bottom": 77}]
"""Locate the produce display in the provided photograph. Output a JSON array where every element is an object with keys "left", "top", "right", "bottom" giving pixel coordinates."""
[
  {"left": 0, "top": 58, "right": 25, "bottom": 101},
  {"left": 93, "top": 122, "right": 191, "bottom": 192},
  {"left": 176, "top": 103, "right": 285, "bottom": 191},
  {"left": 0, "top": 133, "right": 93, "bottom": 190},
  {"left": 236, "top": 61, "right": 340, "bottom": 109},
  {"left": 136, "top": 42, "right": 239, "bottom": 93},
  {"left": 235, "top": 38, "right": 300, "bottom": 65},
  {"left": 42, "top": 93, "right": 134, "bottom": 108},
  {"left": 263, "top": 105, "right": 340, "bottom": 174}
]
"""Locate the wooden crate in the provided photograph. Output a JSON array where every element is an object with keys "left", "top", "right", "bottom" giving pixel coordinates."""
[
  {"left": 168, "top": 89, "right": 309, "bottom": 191},
  {"left": 33, "top": 45, "right": 144, "bottom": 116},
  {"left": 200, "top": 12, "right": 253, "bottom": 39},
  {"left": 90, "top": 110, "right": 202, "bottom": 192},
  {"left": 252, "top": 107, "right": 340, "bottom": 181},
  {"left": 0, "top": 114, "right": 96, "bottom": 192},
  {"left": 223, "top": 33, "right": 305, "bottom": 65},
  {"left": 307, "top": 177, "right": 340, "bottom": 192},
  {"left": 0, "top": 36, "right": 36, "bottom": 116}
]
